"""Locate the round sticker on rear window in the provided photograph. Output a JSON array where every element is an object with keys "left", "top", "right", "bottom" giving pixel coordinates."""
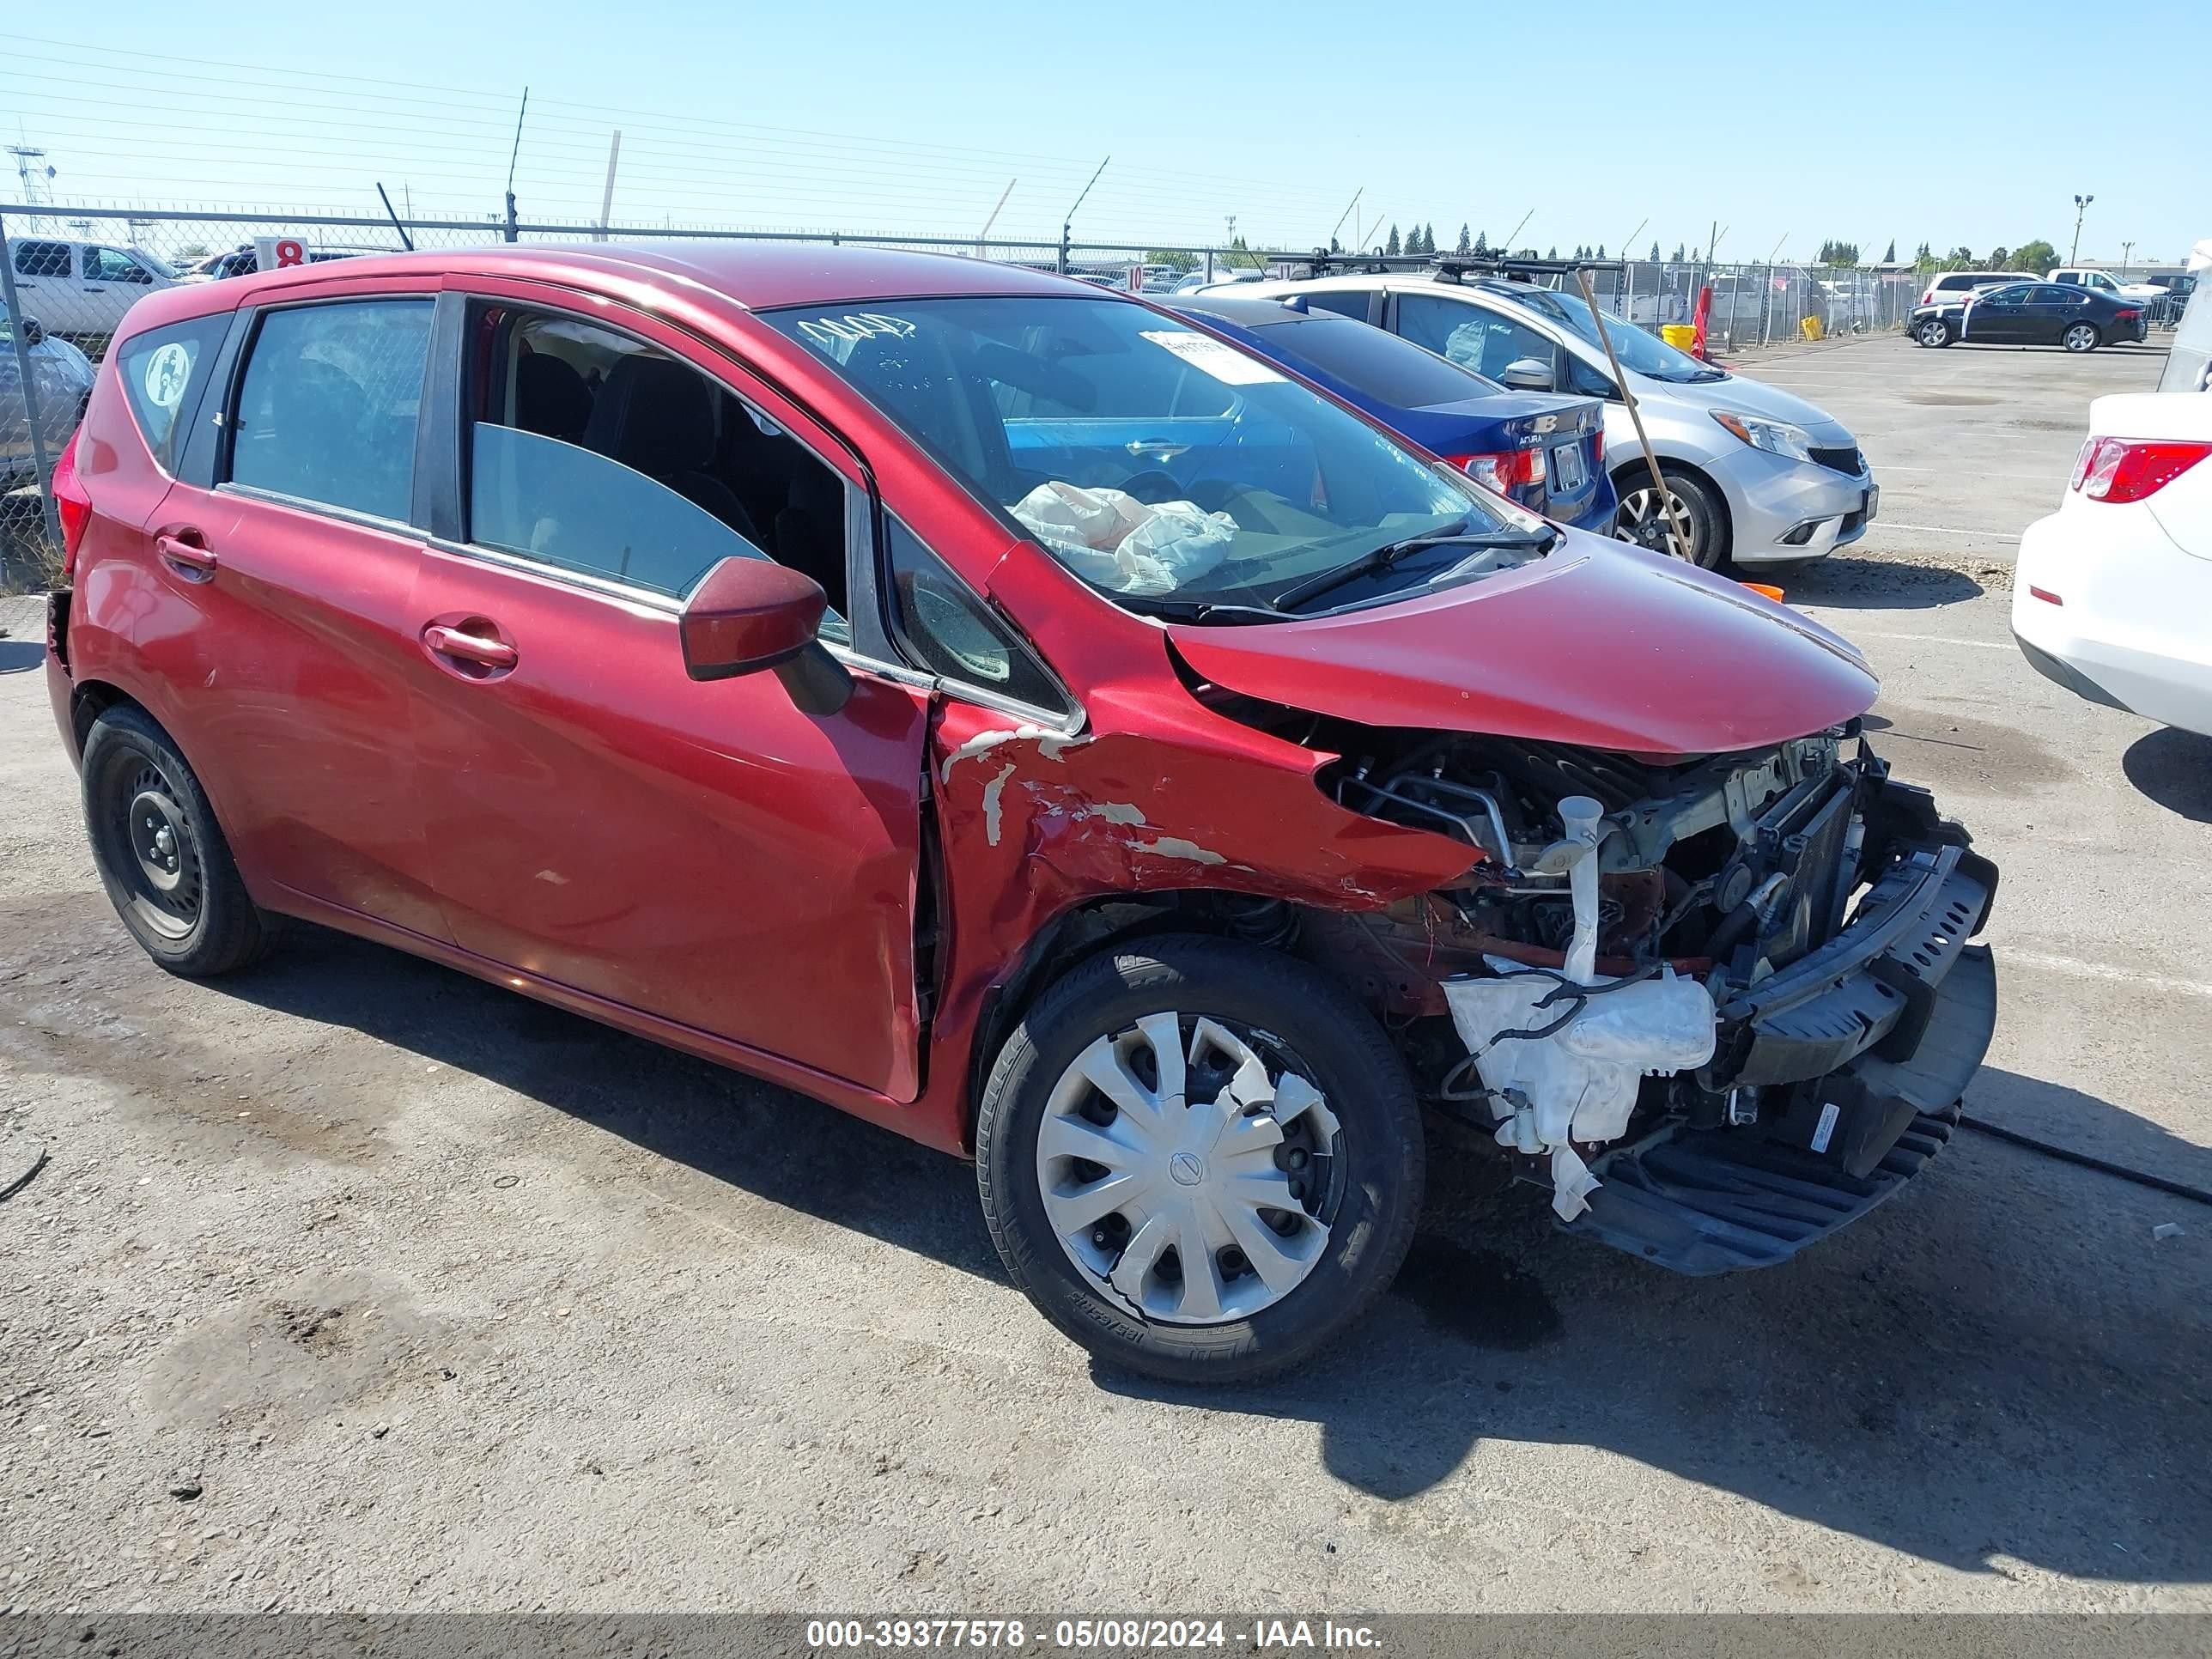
[{"left": 143, "top": 341, "right": 193, "bottom": 410}]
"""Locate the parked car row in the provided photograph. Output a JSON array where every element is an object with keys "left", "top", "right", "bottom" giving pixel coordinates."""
[
  {"left": 40, "top": 240, "right": 1995, "bottom": 1379},
  {"left": 1187, "top": 266, "right": 1877, "bottom": 570}
]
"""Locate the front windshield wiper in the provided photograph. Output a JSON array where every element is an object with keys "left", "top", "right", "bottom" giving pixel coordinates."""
[
  {"left": 1273, "top": 527, "right": 1557, "bottom": 613},
  {"left": 1117, "top": 593, "right": 1294, "bottom": 625}
]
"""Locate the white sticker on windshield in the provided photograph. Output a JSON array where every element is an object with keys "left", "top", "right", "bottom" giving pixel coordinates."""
[
  {"left": 1140, "top": 330, "right": 1285, "bottom": 386},
  {"left": 143, "top": 341, "right": 192, "bottom": 410}
]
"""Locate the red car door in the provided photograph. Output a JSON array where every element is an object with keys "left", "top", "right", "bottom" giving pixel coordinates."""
[
  {"left": 405, "top": 284, "right": 933, "bottom": 1102},
  {"left": 115, "top": 289, "right": 450, "bottom": 939}
]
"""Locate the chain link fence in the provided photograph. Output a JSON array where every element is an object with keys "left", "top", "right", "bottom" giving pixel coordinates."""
[{"left": 4, "top": 202, "right": 2191, "bottom": 588}]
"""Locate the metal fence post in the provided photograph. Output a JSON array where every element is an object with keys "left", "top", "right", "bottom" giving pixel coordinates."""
[{"left": 0, "top": 209, "right": 65, "bottom": 556}]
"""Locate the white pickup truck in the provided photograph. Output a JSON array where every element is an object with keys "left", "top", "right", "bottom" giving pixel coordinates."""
[{"left": 2048, "top": 266, "right": 2170, "bottom": 303}]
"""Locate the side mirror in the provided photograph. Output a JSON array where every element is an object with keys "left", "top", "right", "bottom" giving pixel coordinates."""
[
  {"left": 15, "top": 314, "right": 44, "bottom": 347},
  {"left": 1499, "top": 356, "right": 1553, "bottom": 392},
  {"left": 679, "top": 555, "right": 851, "bottom": 714}
]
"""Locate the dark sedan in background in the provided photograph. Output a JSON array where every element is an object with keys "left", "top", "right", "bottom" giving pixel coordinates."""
[
  {"left": 1911, "top": 281, "right": 2147, "bottom": 352},
  {"left": 1166, "top": 296, "right": 1616, "bottom": 533}
]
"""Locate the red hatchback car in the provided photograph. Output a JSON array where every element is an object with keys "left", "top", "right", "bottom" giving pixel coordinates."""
[{"left": 45, "top": 245, "right": 1997, "bottom": 1379}]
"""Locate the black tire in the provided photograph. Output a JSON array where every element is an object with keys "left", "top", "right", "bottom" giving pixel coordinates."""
[
  {"left": 81, "top": 704, "right": 272, "bottom": 975},
  {"left": 1915, "top": 319, "right": 1954, "bottom": 348},
  {"left": 1614, "top": 464, "right": 1730, "bottom": 570},
  {"left": 2062, "top": 321, "right": 2102, "bottom": 354},
  {"left": 975, "top": 934, "right": 1423, "bottom": 1383}
]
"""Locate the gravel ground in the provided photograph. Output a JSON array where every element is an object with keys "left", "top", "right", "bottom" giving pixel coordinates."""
[{"left": 2, "top": 334, "right": 2205, "bottom": 1615}]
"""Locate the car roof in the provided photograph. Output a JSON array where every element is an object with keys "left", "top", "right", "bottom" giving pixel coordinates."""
[
  {"left": 1169, "top": 295, "right": 1317, "bottom": 327},
  {"left": 216, "top": 240, "right": 1097, "bottom": 311}
]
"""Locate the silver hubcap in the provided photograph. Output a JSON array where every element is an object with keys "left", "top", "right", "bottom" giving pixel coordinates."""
[
  {"left": 1037, "top": 1012, "right": 1340, "bottom": 1326},
  {"left": 1615, "top": 485, "right": 1698, "bottom": 562},
  {"left": 1921, "top": 323, "right": 1945, "bottom": 344},
  {"left": 2065, "top": 325, "right": 2095, "bottom": 350},
  {"left": 127, "top": 785, "right": 191, "bottom": 896}
]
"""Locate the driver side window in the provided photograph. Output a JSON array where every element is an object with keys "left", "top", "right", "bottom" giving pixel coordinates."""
[{"left": 1395, "top": 295, "right": 1555, "bottom": 382}]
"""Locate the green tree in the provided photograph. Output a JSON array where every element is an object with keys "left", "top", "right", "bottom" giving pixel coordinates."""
[
  {"left": 1650, "top": 240, "right": 1662, "bottom": 263},
  {"left": 1987, "top": 246, "right": 2010, "bottom": 270},
  {"left": 1913, "top": 240, "right": 1934, "bottom": 270},
  {"left": 1474, "top": 229, "right": 1490, "bottom": 255},
  {"left": 1672, "top": 242, "right": 1686, "bottom": 263},
  {"left": 2011, "top": 238, "right": 2059, "bottom": 276},
  {"left": 1595, "top": 244, "right": 1606, "bottom": 259},
  {"left": 1328, "top": 236, "right": 1342, "bottom": 253},
  {"left": 1547, "top": 244, "right": 1559, "bottom": 259},
  {"left": 1145, "top": 248, "right": 1197, "bottom": 274},
  {"left": 1882, "top": 238, "right": 1897, "bottom": 263},
  {"left": 1943, "top": 246, "right": 1975, "bottom": 270},
  {"left": 1456, "top": 223, "right": 1472, "bottom": 253},
  {"left": 1385, "top": 224, "right": 1401, "bottom": 256}
]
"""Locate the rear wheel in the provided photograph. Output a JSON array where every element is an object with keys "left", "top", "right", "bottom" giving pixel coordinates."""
[
  {"left": 975, "top": 935, "right": 1423, "bottom": 1382},
  {"left": 1614, "top": 465, "right": 1729, "bottom": 569},
  {"left": 82, "top": 705, "right": 271, "bottom": 975},
  {"left": 1916, "top": 318, "right": 1954, "bottom": 348},
  {"left": 2062, "top": 321, "right": 2101, "bottom": 353}
]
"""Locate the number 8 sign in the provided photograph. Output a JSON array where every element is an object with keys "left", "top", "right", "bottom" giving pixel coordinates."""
[{"left": 253, "top": 236, "right": 307, "bottom": 271}]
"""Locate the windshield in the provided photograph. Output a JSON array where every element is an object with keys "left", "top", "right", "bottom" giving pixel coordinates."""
[
  {"left": 131, "top": 248, "right": 179, "bottom": 281},
  {"left": 1490, "top": 284, "right": 1725, "bottom": 383},
  {"left": 764, "top": 296, "right": 1524, "bottom": 611}
]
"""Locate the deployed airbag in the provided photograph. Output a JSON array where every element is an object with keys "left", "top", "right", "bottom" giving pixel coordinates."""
[{"left": 1010, "top": 481, "right": 1236, "bottom": 596}]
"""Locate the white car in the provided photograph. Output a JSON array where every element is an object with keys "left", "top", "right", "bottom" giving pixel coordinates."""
[{"left": 2013, "top": 392, "right": 2212, "bottom": 735}]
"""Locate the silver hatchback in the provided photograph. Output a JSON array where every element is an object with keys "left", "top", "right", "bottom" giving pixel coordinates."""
[{"left": 1196, "top": 272, "right": 1878, "bottom": 569}]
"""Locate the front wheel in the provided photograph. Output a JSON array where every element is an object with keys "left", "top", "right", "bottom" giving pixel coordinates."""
[
  {"left": 2062, "top": 322, "right": 2101, "bottom": 353},
  {"left": 975, "top": 935, "right": 1423, "bottom": 1382},
  {"left": 1916, "top": 319, "right": 1954, "bottom": 348},
  {"left": 1614, "top": 465, "right": 1729, "bottom": 569}
]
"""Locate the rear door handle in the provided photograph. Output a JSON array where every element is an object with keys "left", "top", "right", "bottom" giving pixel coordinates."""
[
  {"left": 422, "top": 623, "right": 518, "bottom": 672},
  {"left": 155, "top": 532, "right": 218, "bottom": 577}
]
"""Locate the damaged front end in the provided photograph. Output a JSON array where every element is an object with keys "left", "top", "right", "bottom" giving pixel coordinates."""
[{"left": 1313, "top": 722, "right": 1998, "bottom": 1273}]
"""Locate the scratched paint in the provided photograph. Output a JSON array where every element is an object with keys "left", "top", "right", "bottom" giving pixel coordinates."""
[{"left": 981, "top": 762, "right": 1017, "bottom": 847}]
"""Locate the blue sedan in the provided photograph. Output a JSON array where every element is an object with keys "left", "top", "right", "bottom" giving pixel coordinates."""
[{"left": 1164, "top": 295, "right": 1615, "bottom": 533}]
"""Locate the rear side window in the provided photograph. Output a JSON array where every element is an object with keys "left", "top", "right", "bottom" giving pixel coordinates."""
[
  {"left": 1297, "top": 290, "right": 1378, "bottom": 323},
  {"left": 115, "top": 315, "right": 230, "bottom": 474},
  {"left": 229, "top": 300, "right": 432, "bottom": 522},
  {"left": 1256, "top": 314, "right": 1500, "bottom": 407},
  {"left": 11, "top": 240, "right": 71, "bottom": 279}
]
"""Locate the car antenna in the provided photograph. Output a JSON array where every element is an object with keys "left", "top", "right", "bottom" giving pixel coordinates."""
[
  {"left": 375, "top": 182, "right": 414, "bottom": 252},
  {"left": 1576, "top": 264, "right": 1692, "bottom": 562}
]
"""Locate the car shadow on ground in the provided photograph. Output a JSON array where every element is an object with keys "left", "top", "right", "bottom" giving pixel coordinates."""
[
  {"left": 2124, "top": 726, "right": 2212, "bottom": 823},
  {"left": 0, "top": 639, "right": 45, "bottom": 674},
  {"left": 211, "top": 929, "right": 2209, "bottom": 1584},
  {"left": 1772, "top": 556, "right": 1986, "bottom": 611}
]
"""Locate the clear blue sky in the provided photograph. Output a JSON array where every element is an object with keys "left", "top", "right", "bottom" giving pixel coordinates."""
[{"left": 3, "top": 3, "right": 2203, "bottom": 263}]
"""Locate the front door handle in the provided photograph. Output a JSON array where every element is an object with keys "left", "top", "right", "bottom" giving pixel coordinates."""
[
  {"left": 155, "top": 532, "right": 218, "bottom": 578},
  {"left": 423, "top": 623, "right": 518, "bottom": 672}
]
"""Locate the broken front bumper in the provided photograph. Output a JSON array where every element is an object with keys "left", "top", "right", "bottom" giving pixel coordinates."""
[{"left": 1571, "top": 795, "right": 2000, "bottom": 1275}]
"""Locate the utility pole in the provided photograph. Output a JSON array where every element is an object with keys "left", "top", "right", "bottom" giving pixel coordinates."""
[
  {"left": 2071, "top": 193, "right": 2094, "bottom": 264},
  {"left": 2120, "top": 239, "right": 2134, "bottom": 270},
  {"left": 1060, "top": 155, "right": 1109, "bottom": 275},
  {"left": 595, "top": 131, "right": 622, "bottom": 242}
]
